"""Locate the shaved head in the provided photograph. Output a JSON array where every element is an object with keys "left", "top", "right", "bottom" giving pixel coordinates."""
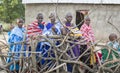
[
  {"left": 65, "top": 12, "right": 72, "bottom": 18},
  {"left": 65, "top": 12, "right": 73, "bottom": 23},
  {"left": 109, "top": 33, "right": 117, "bottom": 41},
  {"left": 36, "top": 13, "right": 43, "bottom": 24},
  {"left": 85, "top": 16, "right": 90, "bottom": 21},
  {"left": 84, "top": 16, "right": 90, "bottom": 25},
  {"left": 49, "top": 13, "right": 55, "bottom": 18}
]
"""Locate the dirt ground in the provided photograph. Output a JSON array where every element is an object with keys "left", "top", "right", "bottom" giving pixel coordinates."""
[
  {"left": 0, "top": 32, "right": 8, "bottom": 63},
  {"left": 0, "top": 32, "right": 8, "bottom": 42}
]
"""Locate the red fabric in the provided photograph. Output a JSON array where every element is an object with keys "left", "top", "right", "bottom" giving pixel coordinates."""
[
  {"left": 80, "top": 23, "right": 95, "bottom": 43},
  {"left": 27, "top": 20, "right": 45, "bottom": 41},
  {"left": 96, "top": 52, "right": 102, "bottom": 64}
]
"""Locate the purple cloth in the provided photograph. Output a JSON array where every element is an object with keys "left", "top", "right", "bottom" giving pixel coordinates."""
[
  {"left": 65, "top": 23, "right": 80, "bottom": 58},
  {"left": 65, "top": 22, "right": 71, "bottom": 27},
  {"left": 72, "top": 45, "right": 80, "bottom": 57},
  {"left": 67, "top": 41, "right": 80, "bottom": 72},
  {"left": 67, "top": 41, "right": 80, "bottom": 59}
]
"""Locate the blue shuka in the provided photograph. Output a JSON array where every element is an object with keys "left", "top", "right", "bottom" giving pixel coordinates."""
[
  {"left": 38, "top": 22, "right": 61, "bottom": 66},
  {"left": 7, "top": 26, "right": 26, "bottom": 71}
]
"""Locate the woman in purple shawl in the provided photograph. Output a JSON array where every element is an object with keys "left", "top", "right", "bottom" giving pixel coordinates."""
[{"left": 62, "top": 13, "right": 81, "bottom": 72}]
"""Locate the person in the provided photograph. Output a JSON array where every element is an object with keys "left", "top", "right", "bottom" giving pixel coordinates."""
[
  {"left": 80, "top": 17, "right": 95, "bottom": 44},
  {"left": 102, "top": 33, "right": 120, "bottom": 63},
  {"left": 61, "top": 12, "right": 74, "bottom": 35},
  {"left": 64, "top": 13, "right": 82, "bottom": 57},
  {"left": 62, "top": 13, "right": 82, "bottom": 72},
  {"left": 40, "top": 13, "right": 62, "bottom": 68},
  {"left": 46, "top": 13, "right": 62, "bottom": 35},
  {"left": 7, "top": 18, "right": 25, "bottom": 72},
  {"left": 27, "top": 13, "right": 46, "bottom": 54},
  {"left": 108, "top": 33, "right": 120, "bottom": 51},
  {"left": 27, "top": 13, "right": 46, "bottom": 70},
  {"left": 27, "top": 13, "right": 45, "bottom": 40},
  {"left": 80, "top": 17, "right": 97, "bottom": 72},
  {"left": 8, "top": 24, "right": 14, "bottom": 37}
]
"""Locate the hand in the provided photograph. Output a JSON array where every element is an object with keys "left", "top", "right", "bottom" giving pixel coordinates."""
[
  {"left": 52, "top": 26, "right": 56, "bottom": 31},
  {"left": 87, "top": 41, "right": 92, "bottom": 46}
]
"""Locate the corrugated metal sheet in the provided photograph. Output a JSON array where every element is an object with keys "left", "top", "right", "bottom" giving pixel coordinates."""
[{"left": 22, "top": 0, "right": 120, "bottom": 4}]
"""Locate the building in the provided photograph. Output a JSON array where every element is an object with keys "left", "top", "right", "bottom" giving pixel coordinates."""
[{"left": 22, "top": 0, "right": 120, "bottom": 41}]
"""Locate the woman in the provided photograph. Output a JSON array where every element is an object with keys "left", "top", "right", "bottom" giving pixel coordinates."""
[
  {"left": 40, "top": 13, "right": 62, "bottom": 68},
  {"left": 7, "top": 18, "right": 25, "bottom": 72}
]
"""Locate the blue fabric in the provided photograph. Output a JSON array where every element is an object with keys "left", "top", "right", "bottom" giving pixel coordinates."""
[
  {"left": 8, "top": 31, "right": 12, "bottom": 51},
  {"left": 8, "top": 31, "right": 11, "bottom": 37},
  {"left": 46, "top": 22, "right": 61, "bottom": 35},
  {"left": 38, "top": 23, "right": 44, "bottom": 30},
  {"left": 7, "top": 26, "right": 26, "bottom": 71},
  {"left": 67, "top": 64, "right": 73, "bottom": 72},
  {"left": 40, "top": 45, "right": 50, "bottom": 65},
  {"left": 46, "top": 23, "right": 53, "bottom": 30},
  {"left": 108, "top": 41, "right": 120, "bottom": 52},
  {"left": 38, "top": 22, "right": 61, "bottom": 67}
]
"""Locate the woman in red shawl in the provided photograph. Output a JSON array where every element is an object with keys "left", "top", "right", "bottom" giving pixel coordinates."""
[{"left": 27, "top": 13, "right": 46, "bottom": 70}]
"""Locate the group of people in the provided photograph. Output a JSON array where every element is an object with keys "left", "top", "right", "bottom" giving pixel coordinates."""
[{"left": 7, "top": 12, "right": 120, "bottom": 73}]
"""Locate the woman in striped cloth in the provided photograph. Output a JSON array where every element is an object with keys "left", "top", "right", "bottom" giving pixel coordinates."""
[{"left": 27, "top": 13, "right": 46, "bottom": 70}]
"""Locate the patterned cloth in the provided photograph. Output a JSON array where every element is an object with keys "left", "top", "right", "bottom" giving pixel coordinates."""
[
  {"left": 107, "top": 41, "right": 120, "bottom": 51},
  {"left": 45, "top": 22, "right": 61, "bottom": 35},
  {"left": 27, "top": 20, "right": 45, "bottom": 41},
  {"left": 39, "top": 22, "right": 61, "bottom": 66},
  {"left": 80, "top": 23, "right": 95, "bottom": 43},
  {"left": 102, "top": 41, "right": 120, "bottom": 62},
  {"left": 27, "top": 20, "right": 46, "bottom": 63},
  {"left": 101, "top": 41, "right": 120, "bottom": 67},
  {"left": 7, "top": 26, "right": 26, "bottom": 71},
  {"left": 64, "top": 23, "right": 81, "bottom": 72},
  {"left": 80, "top": 23, "right": 96, "bottom": 65}
]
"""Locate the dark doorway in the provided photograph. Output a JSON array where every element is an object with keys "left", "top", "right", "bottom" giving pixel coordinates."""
[{"left": 76, "top": 10, "right": 88, "bottom": 29}]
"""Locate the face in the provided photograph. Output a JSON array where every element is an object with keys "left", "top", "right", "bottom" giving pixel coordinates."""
[
  {"left": 37, "top": 15, "right": 43, "bottom": 24},
  {"left": 66, "top": 16, "right": 72, "bottom": 22},
  {"left": 109, "top": 35, "right": 117, "bottom": 42},
  {"left": 113, "top": 35, "right": 117, "bottom": 41},
  {"left": 17, "top": 20, "right": 24, "bottom": 28},
  {"left": 85, "top": 18, "right": 90, "bottom": 25},
  {"left": 109, "top": 37, "right": 114, "bottom": 42},
  {"left": 50, "top": 16, "right": 56, "bottom": 23}
]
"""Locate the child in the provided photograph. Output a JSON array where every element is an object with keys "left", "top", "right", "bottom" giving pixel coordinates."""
[
  {"left": 108, "top": 33, "right": 120, "bottom": 51},
  {"left": 102, "top": 33, "right": 120, "bottom": 62}
]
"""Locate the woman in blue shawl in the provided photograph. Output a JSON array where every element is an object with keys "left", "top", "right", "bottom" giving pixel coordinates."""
[
  {"left": 39, "top": 13, "right": 62, "bottom": 68},
  {"left": 7, "top": 18, "right": 26, "bottom": 72}
]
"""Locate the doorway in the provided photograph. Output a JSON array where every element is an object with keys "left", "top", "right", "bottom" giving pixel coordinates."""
[{"left": 76, "top": 10, "right": 88, "bottom": 29}]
